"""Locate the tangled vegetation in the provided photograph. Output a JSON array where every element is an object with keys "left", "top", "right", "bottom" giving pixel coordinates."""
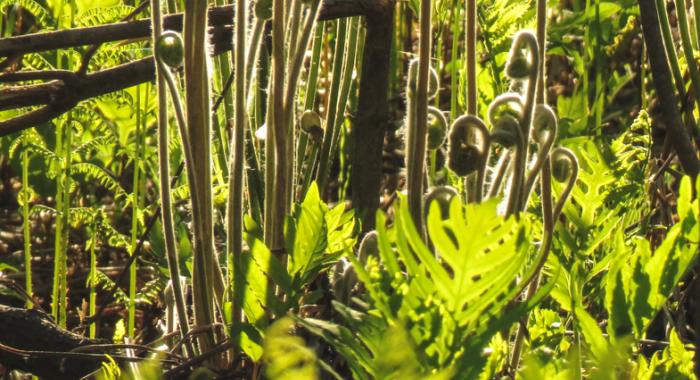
[{"left": 0, "top": 0, "right": 699, "bottom": 378}]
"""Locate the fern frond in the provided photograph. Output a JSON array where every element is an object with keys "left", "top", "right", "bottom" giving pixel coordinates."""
[
  {"left": 8, "top": 129, "right": 45, "bottom": 159},
  {"left": 77, "top": 5, "right": 135, "bottom": 27},
  {"left": 135, "top": 277, "right": 166, "bottom": 305},
  {"left": 70, "top": 162, "right": 125, "bottom": 195},
  {"left": 0, "top": 0, "right": 51, "bottom": 26}
]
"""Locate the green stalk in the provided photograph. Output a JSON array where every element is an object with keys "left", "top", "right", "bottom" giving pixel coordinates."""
[
  {"left": 151, "top": 0, "right": 195, "bottom": 358},
  {"left": 22, "top": 151, "right": 32, "bottom": 309},
  {"left": 88, "top": 225, "right": 97, "bottom": 339},
  {"left": 316, "top": 20, "right": 348, "bottom": 194},
  {"left": 216, "top": 0, "right": 233, "bottom": 162},
  {"left": 656, "top": 0, "right": 686, "bottom": 97},
  {"left": 593, "top": 1, "right": 603, "bottom": 134},
  {"left": 284, "top": 0, "right": 323, "bottom": 203},
  {"left": 60, "top": 117, "right": 71, "bottom": 327},
  {"left": 244, "top": 19, "right": 266, "bottom": 226},
  {"left": 674, "top": 0, "right": 700, "bottom": 112},
  {"left": 51, "top": 121, "right": 64, "bottom": 325},
  {"left": 128, "top": 86, "right": 142, "bottom": 339},
  {"left": 296, "top": 22, "right": 324, "bottom": 199},
  {"left": 326, "top": 18, "right": 361, "bottom": 192},
  {"left": 694, "top": 0, "right": 700, "bottom": 49},
  {"left": 226, "top": 0, "right": 247, "bottom": 339},
  {"left": 183, "top": 0, "right": 223, "bottom": 354},
  {"left": 408, "top": 0, "right": 432, "bottom": 230}
]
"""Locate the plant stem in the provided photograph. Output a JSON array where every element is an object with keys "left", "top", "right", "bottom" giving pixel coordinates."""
[
  {"left": 316, "top": 20, "right": 348, "bottom": 193},
  {"left": 22, "top": 151, "right": 32, "bottom": 309},
  {"left": 128, "top": 86, "right": 142, "bottom": 339},
  {"left": 269, "top": 0, "right": 287, "bottom": 252},
  {"left": 226, "top": 0, "right": 247, "bottom": 341},
  {"left": 408, "top": 0, "right": 432, "bottom": 230},
  {"left": 88, "top": 227, "right": 97, "bottom": 339},
  {"left": 51, "top": 122, "right": 64, "bottom": 326},
  {"left": 674, "top": 0, "right": 700, "bottom": 115},
  {"left": 151, "top": 0, "right": 195, "bottom": 358},
  {"left": 326, "top": 18, "right": 361, "bottom": 193},
  {"left": 184, "top": 0, "right": 222, "bottom": 355},
  {"left": 283, "top": 0, "right": 323, "bottom": 205},
  {"left": 656, "top": 0, "right": 686, "bottom": 97},
  {"left": 296, "top": 22, "right": 324, "bottom": 200},
  {"left": 449, "top": 0, "right": 461, "bottom": 118},
  {"left": 641, "top": 0, "right": 700, "bottom": 176},
  {"left": 466, "top": 0, "right": 476, "bottom": 116}
]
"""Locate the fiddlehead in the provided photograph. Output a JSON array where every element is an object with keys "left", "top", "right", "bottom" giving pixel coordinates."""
[
  {"left": 447, "top": 115, "right": 490, "bottom": 202},
  {"left": 427, "top": 106, "right": 448, "bottom": 150},
  {"left": 550, "top": 147, "right": 579, "bottom": 220}
]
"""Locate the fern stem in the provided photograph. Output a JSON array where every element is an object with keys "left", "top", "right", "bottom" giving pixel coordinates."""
[
  {"left": 267, "top": 0, "right": 288, "bottom": 253},
  {"left": 656, "top": 0, "right": 686, "bottom": 96},
  {"left": 51, "top": 123, "right": 63, "bottom": 325},
  {"left": 284, "top": 0, "right": 323, "bottom": 201},
  {"left": 184, "top": 0, "right": 221, "bottom": 355},
  {"left": 674, "top": 0, "right": 700, "bottom": 114},
  {"left": 466, "top": 0, "right": 477, "bottom": 115},
  {"left": 449, "top": 1, "right": 461, "bottom": 118},
  {"left": 128, "top": 85, "right": 142, "bottom": 339},
  {"left": 408, "top": 0, "right": 432, "bottom": 230},
  {"left": 316, "top": 19, "right": 348, "bottom": 194},
  {"left": 510, "top": 3, "right": 552, "bottom": 369},
  {"left": 326, "top": 18, "right": 361, "bottom": 194},
  {"left": 487, "top": 150, "right": 511, "bottom": 198},
  {"left": 88, "top": 226, "right": 97, "bottom": 339},
  {"left": 296, "top": 22, "right": 325, "bottom": 200},
  {"left": 22, "top": 150, "right": 32, "bottom": 309},
  {"left": 226, "top": 0, "right": 247, "bottom": 342},
  {"left": 150, "top": 0, "right": 195, "bottom": 358}
]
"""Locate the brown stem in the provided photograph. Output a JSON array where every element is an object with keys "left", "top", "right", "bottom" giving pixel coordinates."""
[{"left": 638, "top": 0, "right": 700, "bottom": 177}]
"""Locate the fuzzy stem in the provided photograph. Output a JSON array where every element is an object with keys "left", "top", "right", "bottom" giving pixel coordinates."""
[
  {"left": 449, "top": 1, "right": 461, "bottom": 118},
  {"left": 488, "top": 150, "right": 511, "bottom": 198},
  {"left": 270, "top": 0, "right": 288, "bottom": 252},
  {"left": 88, "top": 228, "right": 96, "bottom": 339},
  {"left": 283, "top": 0, "right": 323, "bottom": 205},
  {"left": 22, "top": 151, "right": 32, "bottom": 309},
  {"left": 509, "top": 157, "right": 553, "bottom": 371},
  {"left": 128, "top": 86, "right": 142, "bottom": 339},
  {"left": 226, "top": 0, "right": 247, "bottom": 342},
  {"left": 674, "top": 0, "right": 700, "bottom": 113},
  {"left": 51, "top": 122, "right": 64, "bottom": 326},
  {"left": 510, "top": 6, "right": 554, "bottom": 367},
  {"left": 327, "top": 18, "right": 361, "bottom": 191},
  {"left": 316, "top": 20, "right": 348, "bottom": 192},
  {"left": 466, "top": 0, "right": 477, "bottom": 115},
  {"left": 296, "top": 22, "right": 325, "bottom": 200},
  {"left": 656, "top": 0, "right": 685, "bottom": 96},
  {"left": 184, "top": 0, "right": 227, "bottom": 355},
  {"left": 505, "top": 33, "right": 538, "bottom": 216},
  {"left": 151, "top": 0, "right": 195, "bottom": 358},
  {"left": 408, "top": 0, "right": 432, "bottom": 231}
]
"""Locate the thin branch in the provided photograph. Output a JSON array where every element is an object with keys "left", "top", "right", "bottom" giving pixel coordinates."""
[{"left": 0, "top": 2, "right": 382, "bottom": 58}]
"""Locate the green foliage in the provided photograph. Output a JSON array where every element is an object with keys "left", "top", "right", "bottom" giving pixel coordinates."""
[
  {"left": 300, "top": 195, "right": 553, "bottom": 379},
  {"left": 606, "top": 177, "right": 699, "bottom": 340},
  {"left": 263, "top": 318, "right": 322, "bottom": 380},
  {"left": 234, "top": 182, "right": 355, "bottom": 359}
]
